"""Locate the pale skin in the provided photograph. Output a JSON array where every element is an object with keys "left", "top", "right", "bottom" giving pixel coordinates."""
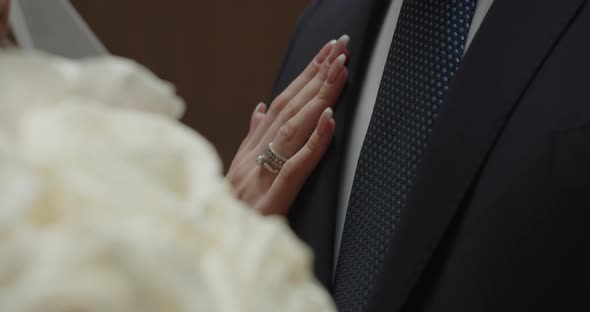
[{"left": 227, "top": 35, "right": 350, "bottom": 216}]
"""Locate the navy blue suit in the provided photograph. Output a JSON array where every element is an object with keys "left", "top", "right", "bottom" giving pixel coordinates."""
[{"left": 272, "top": 0, "right": 590, "bottom": 311}]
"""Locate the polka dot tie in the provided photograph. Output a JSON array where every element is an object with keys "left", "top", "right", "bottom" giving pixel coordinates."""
[{"left": 333, "top": 1, "right": 478, "bottom": 311}]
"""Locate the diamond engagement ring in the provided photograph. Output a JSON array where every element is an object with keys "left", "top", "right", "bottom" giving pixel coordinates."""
[{"left": 257, "top": 143, "right": 288, "bottom": 173}]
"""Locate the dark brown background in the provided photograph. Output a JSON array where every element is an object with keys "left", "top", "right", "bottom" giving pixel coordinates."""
[{"left": 72, "top": 1, "right": 309, "bottom": 169}]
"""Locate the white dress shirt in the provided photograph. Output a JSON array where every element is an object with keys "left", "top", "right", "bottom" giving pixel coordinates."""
[{"left": 334, "top": 0, "right": 496, "bottom": 272}]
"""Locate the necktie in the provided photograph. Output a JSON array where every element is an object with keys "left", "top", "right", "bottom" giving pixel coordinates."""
[{"left": 333, "top": 1, "right": 478, "bottom": 311}]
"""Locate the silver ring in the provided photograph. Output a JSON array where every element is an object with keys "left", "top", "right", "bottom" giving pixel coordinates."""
[{"left": 256, "top": 143, "right": 288, "bottom": 173}]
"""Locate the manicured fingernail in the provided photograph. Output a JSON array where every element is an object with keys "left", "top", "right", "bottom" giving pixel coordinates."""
[
  {"left": 255, "top": 102, "right": 266, "bottom": 113},
  {"left": 327, "top": 54, "right": 347, "bottom": 84},
  {"left": 338, "top": 34, "right": 351, "bottom": 47},
  {"left": 316, "top": 40, "right": 336, "bottom": 64},
  {"left": 319, "top": 108, "right": 335, "bottom": 137},
  {"left": 324, "top": 107, "right": 334, "bottom": 119}
]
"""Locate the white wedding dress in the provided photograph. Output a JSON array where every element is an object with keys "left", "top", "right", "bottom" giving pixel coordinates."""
[{"left": 0, "top": 50, "right": 335, "bottom": 311}]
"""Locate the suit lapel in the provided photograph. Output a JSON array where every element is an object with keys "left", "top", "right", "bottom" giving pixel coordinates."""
[
  {"left": 282, "top": 0, "right": 390, "bottom": 288},
  {"left": 369, "top": 0, "right": 588, "bottom": 310}
]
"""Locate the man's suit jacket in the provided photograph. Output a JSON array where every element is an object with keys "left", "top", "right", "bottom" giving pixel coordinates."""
[{"left": 271, "top": 0, "right": 590, "bottom": 311}]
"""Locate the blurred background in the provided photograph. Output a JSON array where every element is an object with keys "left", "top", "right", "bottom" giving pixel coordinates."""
[{"left": 71, "top": 1, "right": 310, "bottom": 170}]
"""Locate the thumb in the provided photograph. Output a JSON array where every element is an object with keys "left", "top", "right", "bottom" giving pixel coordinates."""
[
  {"left": 237, "top": 102, "right": 267, "bottom": 154},
  {"left": 249, "top": 102, "right": 267, "bottom": 134}
]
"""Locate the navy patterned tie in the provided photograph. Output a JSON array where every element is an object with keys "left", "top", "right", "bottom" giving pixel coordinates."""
[{"left": 333, "top": 1, "right": 478, "bottom": 311}]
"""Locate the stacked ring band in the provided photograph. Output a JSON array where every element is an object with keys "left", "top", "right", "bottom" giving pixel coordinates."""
[{"left": 257, "top": 143, "right": 288, "bottom": 173}]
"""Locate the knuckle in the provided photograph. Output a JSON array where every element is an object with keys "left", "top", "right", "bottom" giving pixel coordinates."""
[
  {"left": 278, "top": 122, "right": 297, "bottom": 142},
  {"left": 316, "top": 88, "right": 333, "bottom": 104},
  {"left": 226, "top": 166, "right": 245, "bottom": 185},
  {"left": 269, "top": 95, "right": 288, "bottom": 115},
  {"left": 317, "top": 64, "right": 329, "bottom": 80},
  {"left": 279, "top": 104, "right": 299, "bottom": 121},
  {"left": 226, "top": 171, "right": 237, "bottom": 185},
  {"left": 306, "top": 62, "right": 321, "bottom": 78},
  {"left": 235, "top": 183, "right": 247, "bottom": 200},
  {"left": 316, "top": 93, "right": 329, "bottom": 104},
  {"left": 278, "top": 161, "right": 297, "bottom": 181},
  {"left": 305, "top": 135, "right": 321, "bottom": 153}
]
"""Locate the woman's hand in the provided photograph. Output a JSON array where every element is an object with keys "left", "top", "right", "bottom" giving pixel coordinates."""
[{"left": 227, "top": 35, "right": 350, "bottom": 216}]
